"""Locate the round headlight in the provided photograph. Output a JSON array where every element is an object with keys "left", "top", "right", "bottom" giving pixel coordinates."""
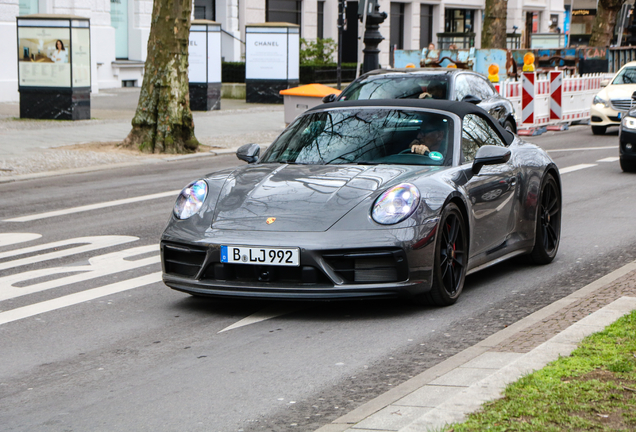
[
  {"left": 372, "top": 183, "right": 420, "bottom": 225},
  {"left": 623, "top": 116, "right": 636, "bottom": 130},
  {"left": 173, "top": 180, "right": 208, "bottom": 220}
]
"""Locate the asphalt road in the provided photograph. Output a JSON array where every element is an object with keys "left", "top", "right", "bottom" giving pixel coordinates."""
[{"left": 0, "top": 125, "right": 635, "bottom": 432}]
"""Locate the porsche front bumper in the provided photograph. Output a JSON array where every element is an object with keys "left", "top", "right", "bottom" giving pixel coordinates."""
[{"left": 160, "top": 222, "right": 438, "bottom": 301}]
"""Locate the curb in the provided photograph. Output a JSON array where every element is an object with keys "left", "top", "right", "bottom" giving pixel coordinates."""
[{"left": 315, "top": 259, "right": 636, "bottom": 432}]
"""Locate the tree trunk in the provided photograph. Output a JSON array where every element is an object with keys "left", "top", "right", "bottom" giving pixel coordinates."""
[
  {"left": 481, "top": 0, "right": 508, "bottom": 49},
  {"left": 589, "top": 0, "right": 627, "bottom": 47},
  {"left": 122, "top": 0, "right": 198, "bottom": 154}
]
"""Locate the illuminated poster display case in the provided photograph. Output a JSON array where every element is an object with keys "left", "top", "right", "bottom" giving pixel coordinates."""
[
  {"left": 245, "top": 23, "right": 299, "bottom": 104},
  {"left": 189, "top": 20, "right": 222, "bottom": 111},
  {"left": 17, "top": 15, "right": 91, "bottom": 120}
]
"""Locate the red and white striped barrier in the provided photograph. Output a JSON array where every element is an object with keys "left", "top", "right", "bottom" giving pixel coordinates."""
[
  {"left": 522, "top": 72, "right": 535, "bottom": 125},
  {"left": 498, "top": 72, "right": 613, "bottom": 129},
  {"left": 549, "top": 71, "right": 563, "bottom": 121}
]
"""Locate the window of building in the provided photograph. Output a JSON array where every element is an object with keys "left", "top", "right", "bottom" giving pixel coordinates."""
[
  {"left": 267, "top": 0, "right": 302, "bottom": 26},
  {"left": 445, "top": 8, "right": 474, "bottom": 33},
  {"left": 390, "top": 3, "right": 405, "bottom": 50},
  {"left": 317, "top": 1, "right": 325, "bottom": 39},
  {"left": 420, "top": 5, "right": 433, "bottom": 49},
  {"left": 194, "top": 0, "right": 216, "bottom": 21},
  {"left": 111, "top": 0, "right": 128, "bottom": 59},
  {"left": 571, "top": 9, "right": 596, "bottom": 34},
  {"left": 19, "top": 0, "right": 38, "bottom": 15}
]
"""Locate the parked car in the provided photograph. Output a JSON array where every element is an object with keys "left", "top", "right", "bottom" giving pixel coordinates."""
[
  {"left": 618, "top": 102, "right": 636, "bottom": 172},
  {"left": 590, "top": 61, "right": 636, "bottom": 135},
  {"left": 323, "top": 68, "right": 518, "bottom": 133},
  {"left": 161, "top": 99, "right": 561, "bottom": 306}
]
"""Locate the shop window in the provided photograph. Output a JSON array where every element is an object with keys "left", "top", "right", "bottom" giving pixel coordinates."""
[
  {"left": 445, "top": 8, "right": 474, "bottom": 33},
  {"left": 390, "top": 3, "right": 405, "bottom": 50},
  {"left": 19, "top": 0, "right": 38, "bottom": 15},
  {"left": 317, "top": 1, "right": 325, "bottom": 39},
  {"left": 194, "top": 0, "right": 216, "bottom": 21},
  {"left": 267, "top": 0, "right": 302, "bottom": 26},
  {"left": 111, "top": 0, "right": 128, "bottom": 59},
  {"left": 420, "top": 5, "right": 433, "bottom": 49}
]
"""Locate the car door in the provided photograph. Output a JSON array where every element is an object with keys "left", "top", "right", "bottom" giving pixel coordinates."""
[{"left": 460, "top": 114, "right": 519, "bottom": 261}]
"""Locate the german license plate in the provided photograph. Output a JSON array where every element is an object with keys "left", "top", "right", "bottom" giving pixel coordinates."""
[{"left": 220, "top": 245, "right": 300, "bottom": 266}]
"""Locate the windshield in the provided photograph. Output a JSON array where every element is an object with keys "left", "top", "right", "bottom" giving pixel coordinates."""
[
  {"left": 260, "top": 108, "right": 454, "bottom": 166},
  {"left": 338, "top": 75, "right": 450, "bottom": 101},
  {"left": 612, "top": 67, "right": 636, "bottom": 85}
]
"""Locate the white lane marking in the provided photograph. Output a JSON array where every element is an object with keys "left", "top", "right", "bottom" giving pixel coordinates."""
[
  {"left": 0, "top": 233, "right": 41, "bottom": 247},
  {"left": 597, "top": 157, "right": 620, "bottom": 162},
  {"left": 0, "top": 244, "right": 159, "bottom": 302},
  {"left": 3, "top": 190, "right": 181, "bottom": 223},
  {"left": 0, "top": 236, "right": 138, "bottom": 272},
  {"left": 547, "top": 146, "right": 616, "bottom": 153},
  {"left": 559, "top": 164, "right": 597, "bottom": 174},
  {"left": 0, "top": 272, "right": 162, "bottom": 326},
  {"left": 218, "top": 306, "right": 306, "bottom": 333}
]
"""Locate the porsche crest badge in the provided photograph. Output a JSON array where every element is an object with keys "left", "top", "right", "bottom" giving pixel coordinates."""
[{"left": 266, "top": 217, "right": 276, "bottom": 225}]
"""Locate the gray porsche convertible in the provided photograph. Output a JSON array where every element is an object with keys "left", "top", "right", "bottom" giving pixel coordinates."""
[{"left": 161, "top": 99, "right": 561, "bottom": 306}]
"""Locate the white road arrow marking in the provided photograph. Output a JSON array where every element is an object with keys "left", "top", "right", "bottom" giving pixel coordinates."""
[
  {"left": 3, "top": 190, "right": 181, "bottom": 222},
  {"left": 0, "top": 244, "right": 159, "bottom": 301},
  {"left": 0, "top": 272, "right": 162, "bottom": 326},
  {"left": 0, "top": 235, "right": 138, "bottom": 272},
  {"left": 218, "top": 306, "right": 307, "bottom": 333},
  {"left": 0, "top": 233, "right": 41, "bottom": 247}
]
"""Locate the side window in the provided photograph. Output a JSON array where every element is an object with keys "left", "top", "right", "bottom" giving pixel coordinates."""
[
  {"left": 461, "top": 114, "right": 505, "bottom": 163},
  {"left": 454, "top": 75, "right": 470, "bottom": 101},
  {"left": 467, "top": 75, "right": 495, "bottom": 99}
]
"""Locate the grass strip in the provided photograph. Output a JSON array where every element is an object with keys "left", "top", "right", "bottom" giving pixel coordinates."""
[{"left": 447, "top": 310, "right": 636, "bottom": 431}]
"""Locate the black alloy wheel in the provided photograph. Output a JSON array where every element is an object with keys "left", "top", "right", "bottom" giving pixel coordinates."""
[
  {"left": 531, "top": 173, "right": 561, "bottom": 264},
  {"left": 426, "top": 203, "right": 467, "bottom": 306}
]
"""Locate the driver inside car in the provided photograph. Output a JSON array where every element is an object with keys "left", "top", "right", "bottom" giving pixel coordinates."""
[{"left": 409, "top": 117, "right": 448, "bottom": 156}]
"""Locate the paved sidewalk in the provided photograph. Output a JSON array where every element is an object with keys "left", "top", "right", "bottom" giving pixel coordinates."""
[
  {"left": 316, "top": 261, "right": 636, "bottom": 432},
  {"left": 0, "top": 88, "right": 285, "bottom": 181}
]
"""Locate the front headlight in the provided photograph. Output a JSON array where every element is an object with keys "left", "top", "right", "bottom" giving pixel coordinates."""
[
  {"left": 372, "top": 183, "right": 420, "bottom": 225},
  {"left": 593, "top": 95, "right": 610, "bottom": 108},
  {"left": 622, "top": 116, "right": 636, "bottom": 130},
  {"left": 173, "top": 180, "right": 208, "bottom": 220}
]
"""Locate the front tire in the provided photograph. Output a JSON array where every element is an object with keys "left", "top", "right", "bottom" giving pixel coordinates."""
[
  {"left": 425, "top": 203, "right": 467, "bottom": 306},
  {"left": 591, "top": 126, "right": 607, "bottom": 135},
  {"left": 530, "top": 173, "right": 561, "bottom": 264},
  {"left": 620, "top": 158, "right": 636, "bottom": 172}
]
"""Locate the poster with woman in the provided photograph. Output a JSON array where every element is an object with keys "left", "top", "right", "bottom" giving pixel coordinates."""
[{"left": 18, "top": 26, "right": 71, "bottom": 87}]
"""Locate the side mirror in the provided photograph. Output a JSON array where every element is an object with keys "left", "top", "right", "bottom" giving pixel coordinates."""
[
  {"left": 600, "top": 79, "right": 610, "bottom": 88},
  {"left": 631, "top": 91, "right": 636, "bottom": 101},
  {"left": 236, "top": 143, "right": 260, "bottom": 164},
  {"left": 322, "top": 93, "right": 338, "bottom": 103},
  {"left": 472, "top": 145, "right": 511, "bottom": 174},
  {"left": 461, "top": 94, "right": 482, "bottom": 105}
]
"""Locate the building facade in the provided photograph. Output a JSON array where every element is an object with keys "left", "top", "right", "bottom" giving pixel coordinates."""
[{"left": 1, "top": 0, "right": 567, "bottom": 103}]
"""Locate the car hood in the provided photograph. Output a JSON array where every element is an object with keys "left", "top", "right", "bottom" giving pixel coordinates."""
[
  {"left": 604, "top": 84, "right": 636, "bottom": 100},
  {"left": 210, "top": 163, "right": 436, "bottom": 231}
]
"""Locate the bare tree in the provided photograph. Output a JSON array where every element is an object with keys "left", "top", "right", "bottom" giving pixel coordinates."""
[
  {"left": 481, "top": 0, "right": 508, "bottom": 49},
  {"left": 589, "top": 0, "right": 627, "bottom": 47},
  {"left": 122, "top": 0, "right": 198, "bottom": 154}
]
